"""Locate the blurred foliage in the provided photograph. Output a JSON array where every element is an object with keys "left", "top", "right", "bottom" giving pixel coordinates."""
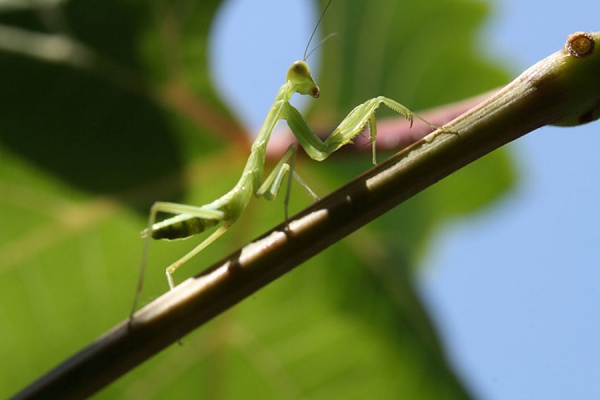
[{"left": 0, "top": 0, "right": 514, "bottom": 398}]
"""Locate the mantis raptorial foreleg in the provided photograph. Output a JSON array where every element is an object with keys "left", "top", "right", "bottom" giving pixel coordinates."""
[{"left": 256, "top": 144, "right": 319, "bottom": 202}]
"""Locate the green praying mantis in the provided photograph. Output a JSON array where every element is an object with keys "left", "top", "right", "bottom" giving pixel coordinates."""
[{"left": 130, "top": 0, "right": 434, "bottom": 315}]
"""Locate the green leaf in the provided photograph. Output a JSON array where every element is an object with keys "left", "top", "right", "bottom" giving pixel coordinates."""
[{"left": 0, "top": 0, "right": 513, "bottom": 398}]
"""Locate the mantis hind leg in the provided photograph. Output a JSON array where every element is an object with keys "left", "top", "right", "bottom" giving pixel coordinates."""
[
  {"left": 165, "top": 222, "right": 231, "bottom": 289},
  {"left": 130, "top": 201, "right": 227, "bottom": 320}
]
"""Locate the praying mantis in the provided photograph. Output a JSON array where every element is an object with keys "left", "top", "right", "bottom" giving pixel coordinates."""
[{"left": 131, "top": 0, "right": 433, "bottom": 315}]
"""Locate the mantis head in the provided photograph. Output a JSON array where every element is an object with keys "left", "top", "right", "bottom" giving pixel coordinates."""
[{"left": 286, "top": 61, "right": 320, "bottom": 98}]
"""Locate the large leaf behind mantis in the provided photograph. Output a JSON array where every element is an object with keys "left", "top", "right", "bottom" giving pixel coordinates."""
[{"left": 0, "top": 0, "right": 512, "bottom": 398}]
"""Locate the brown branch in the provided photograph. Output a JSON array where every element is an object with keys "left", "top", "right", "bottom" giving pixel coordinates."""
[{"left": 12, "top": 31, "right": 600, "bottom": 399}]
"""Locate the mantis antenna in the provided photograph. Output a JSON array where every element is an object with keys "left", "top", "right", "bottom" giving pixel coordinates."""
[{"left": 303, "top": 0, "right": 334, "bottom": 61}]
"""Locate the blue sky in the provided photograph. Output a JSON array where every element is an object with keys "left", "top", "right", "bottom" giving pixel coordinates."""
[{"left": 209, "top": 1, "right": 600, "bottom": 399}]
